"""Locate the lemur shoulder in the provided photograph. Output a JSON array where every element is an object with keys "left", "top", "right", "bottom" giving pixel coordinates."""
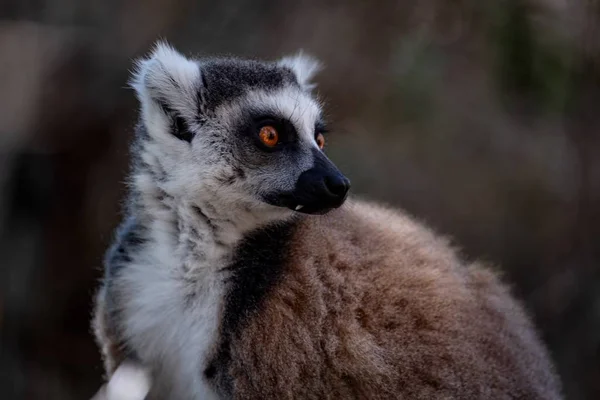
[{"left": 92, "top": 42, "right": 562, "bottom": 399}]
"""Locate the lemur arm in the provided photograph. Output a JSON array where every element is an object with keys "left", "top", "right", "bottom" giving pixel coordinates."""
[{"left": 93, "top": 216, "right": 146, "bottom": 376}]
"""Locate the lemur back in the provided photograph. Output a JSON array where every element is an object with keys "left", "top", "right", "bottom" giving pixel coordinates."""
[
  {"left": 93, "top": 42, "right": 562, "bottom": 399},
  {"left": 208, "top": 201, "right": 561, "bottom": 399}
]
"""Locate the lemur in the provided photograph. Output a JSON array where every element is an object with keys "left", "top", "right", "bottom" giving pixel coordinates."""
[{"left": 92, "top": 42, "right": 562, "bottom": 400}]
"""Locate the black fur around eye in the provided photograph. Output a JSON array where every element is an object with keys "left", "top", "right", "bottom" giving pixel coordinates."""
[{"left": 250, "top": 115, "right": 297, "bottom": 150}]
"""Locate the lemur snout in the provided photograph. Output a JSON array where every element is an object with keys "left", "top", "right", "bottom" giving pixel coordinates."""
[
  {"left": 293, "top": 169, "right": 350, "bottom": 214},
  {"left": 290, "top": 150, "right": 350, "bottom": 215}
]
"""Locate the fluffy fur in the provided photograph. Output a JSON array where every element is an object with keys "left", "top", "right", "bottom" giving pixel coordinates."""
[
  {"left": 278, "top": 51, "right": 322, "bottom": 91},
  {"left": 214, "top": 201, "right": 561, "bottom": 399},
  {"left": 92, "top": 42, "right": 562, "bottom": 399}
]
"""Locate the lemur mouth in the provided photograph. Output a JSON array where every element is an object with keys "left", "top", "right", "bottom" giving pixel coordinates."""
[
  {"left": 274, "top": 191, "right": 348, "bottom": 215},
  {"left": 291, "top": 204, "right": 335, "bottom": 215},
  {"left": 262, "top": 193, "right": 345, "bottom": 216}
]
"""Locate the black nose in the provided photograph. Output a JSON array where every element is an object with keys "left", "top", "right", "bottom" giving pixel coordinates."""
[
  {"left": 325, "top": 174, "right": 351, "bottom": 200},
  {"left": 270, "top": 149, "right": 351, "bottom": 215},
  {"left": 290, "top": 167, "right": 351, "bottom": 215}
]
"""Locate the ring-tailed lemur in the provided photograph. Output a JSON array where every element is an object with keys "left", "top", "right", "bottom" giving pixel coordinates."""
[{"left": 92, "top": 42, "right": 562, "bottom": 399}]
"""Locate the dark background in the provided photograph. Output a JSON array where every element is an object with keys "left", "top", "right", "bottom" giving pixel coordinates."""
[{"left": 1, "top": 1, "right": 599, "bottom": 399}]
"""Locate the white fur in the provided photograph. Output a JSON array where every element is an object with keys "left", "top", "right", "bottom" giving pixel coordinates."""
[
  {"left": 279, "top": 51, "right": 322, "bottom": 91},
  {"left": 92, "top": 364, "right": 151, "bottom": 400},
  {"left": 118, "top": 202, "right": 231, "bottom": 399},
  {"left": 131, "top": 42, "right": 203, "bottom": 133},
  {"left": 106, "top": 363, "right": 151, "bottom": 400}
]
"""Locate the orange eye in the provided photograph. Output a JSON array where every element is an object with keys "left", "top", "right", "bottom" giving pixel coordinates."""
[
  {"left": 316, "top": 133, "right": 325, "bottom": 149},
  {"left": 259, "top": 125, "right": 279, "bottom": 147}
]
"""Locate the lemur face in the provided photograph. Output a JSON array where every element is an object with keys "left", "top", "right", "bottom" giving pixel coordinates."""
[{"left": 131, "top": 43, "right": 350, "bottom": 217}]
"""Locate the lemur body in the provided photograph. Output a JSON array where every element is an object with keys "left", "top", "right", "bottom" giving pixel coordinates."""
[{"left": 93, "top": 42, "right": 562, "bottom": 399}]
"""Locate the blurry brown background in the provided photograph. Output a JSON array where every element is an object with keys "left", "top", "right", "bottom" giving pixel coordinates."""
[{"left": 1, "top": 0, "right": 599, "bottom": 399}]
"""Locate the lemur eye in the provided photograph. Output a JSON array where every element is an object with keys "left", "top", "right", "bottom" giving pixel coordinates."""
[
  {"left": 259, "top": 126, "right": 279, "bottom": 147},
  {"left": 316, "top": 133, "right": 325, "bottom": 149}
]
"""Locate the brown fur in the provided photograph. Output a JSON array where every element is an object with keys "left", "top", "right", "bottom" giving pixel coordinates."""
[{"left": 224, "top": 200, "right": 562, "bottom": 399}]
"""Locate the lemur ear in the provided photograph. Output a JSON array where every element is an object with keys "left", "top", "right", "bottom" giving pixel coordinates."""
[
  {"left": 279, "top": 51, "right": 322, "bottom": 91},
  {"left": 130, "top": 41, "right": 205, "bottom": 140}
]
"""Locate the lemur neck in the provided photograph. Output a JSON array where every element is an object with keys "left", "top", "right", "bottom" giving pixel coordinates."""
[
  {"left": 136, "top": 189, "right": 244, "bottom": 253},
  {"left": 131, "top": 169, "right": 287, "bottom": 268}
]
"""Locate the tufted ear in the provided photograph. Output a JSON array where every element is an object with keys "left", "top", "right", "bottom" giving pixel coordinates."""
[
  {"left": 130, "top": 41, "right": 205, "bottom": 140},
  {"left": 279, "top": 51, "right": 322, "bottom": 91}
]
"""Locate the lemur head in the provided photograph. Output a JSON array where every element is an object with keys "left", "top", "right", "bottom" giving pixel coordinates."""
[{"left": 131, "top": 42, "right": 350, "bottom": 220}]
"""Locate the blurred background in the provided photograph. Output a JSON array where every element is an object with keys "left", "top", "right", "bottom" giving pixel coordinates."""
[{"left": 0, "top": 0, "right": 599, "bottom": 399}]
